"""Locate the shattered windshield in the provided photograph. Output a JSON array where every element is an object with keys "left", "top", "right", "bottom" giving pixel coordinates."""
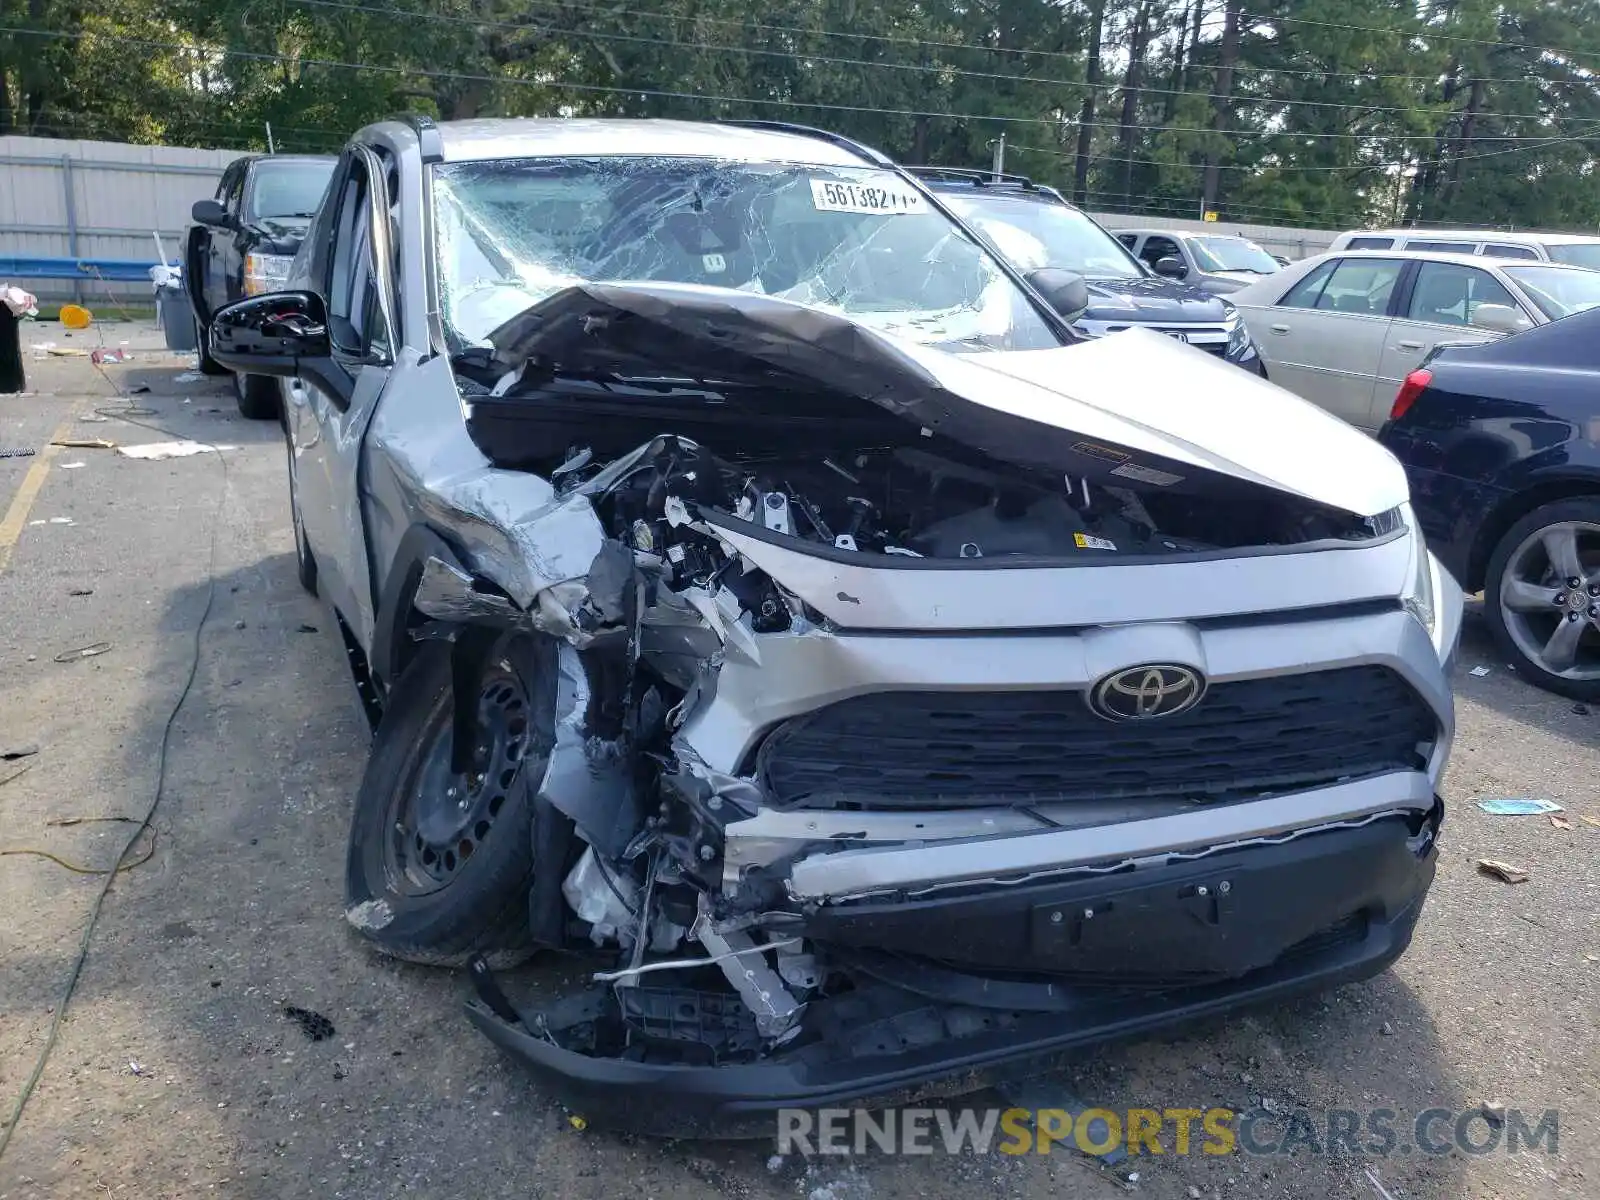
[{"left": 431, "top": 157, "right": 1062, "bottom": 354}]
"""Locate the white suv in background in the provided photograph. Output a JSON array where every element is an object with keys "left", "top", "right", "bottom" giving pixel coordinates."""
[{"left": 1328, "top": 228, "right": 1600, "bottom": 270}]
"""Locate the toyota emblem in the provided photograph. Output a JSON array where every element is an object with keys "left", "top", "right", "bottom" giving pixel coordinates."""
[{"left": 1088, "top": 664, "right": 1206, "bottom": 721}]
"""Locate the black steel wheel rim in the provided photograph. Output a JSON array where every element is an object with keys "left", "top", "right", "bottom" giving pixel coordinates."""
[{"left": 384, "top": 658, "right": 532, "bottom": 896}]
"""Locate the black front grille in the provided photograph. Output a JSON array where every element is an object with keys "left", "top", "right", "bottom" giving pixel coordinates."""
[{"left": 756, "top": 666, "right": 1434, "bottom": 809}]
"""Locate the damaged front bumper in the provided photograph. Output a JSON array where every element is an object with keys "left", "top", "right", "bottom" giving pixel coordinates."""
[{"left": 467, "top": 806, "right": 1439, "bottom": 1137}]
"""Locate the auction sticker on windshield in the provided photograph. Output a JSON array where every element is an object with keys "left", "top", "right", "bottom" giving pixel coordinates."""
[{"left": 811, "top": 179, "right": 927, "bottom": 215}]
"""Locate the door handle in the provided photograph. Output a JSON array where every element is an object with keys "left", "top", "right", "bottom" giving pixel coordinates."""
[
  {"left": 1397, "top": 340, "right": 1424, "bottom": 350},
  {"left": 1269, "top": 323, "right": 1290, "bottom": 334}
]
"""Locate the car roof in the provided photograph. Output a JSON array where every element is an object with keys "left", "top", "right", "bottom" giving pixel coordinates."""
[
  {"left": 248, "top": 154, "right": 336, "bottom": 167},
  {"left": 1339, "top": 228, "right": 1600, "bottom": 246},
  {"left": 1115, "top": 228, "right": 1255, "bottom": 241},
  {"left": 422, "top": 118, "right": 875, "bottom": 167},
  {"left": 1307, "top": 248, "right": 1593, "bottom": 271}
]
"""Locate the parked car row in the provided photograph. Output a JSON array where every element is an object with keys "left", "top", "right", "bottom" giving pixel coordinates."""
[{"left": 197, "top": 116, "right": 1461, "bottom": 1134}]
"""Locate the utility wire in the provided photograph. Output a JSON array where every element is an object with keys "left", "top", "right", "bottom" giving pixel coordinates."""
[
  {"left": 1008, "top": 128, "right": 1600, "bottom": 175},
  {"left": 383, "top": 0, "right": 1600, "bottom": 80},
  {"left": 274, "top": 0, "right": 1600, "bottom": 124}
]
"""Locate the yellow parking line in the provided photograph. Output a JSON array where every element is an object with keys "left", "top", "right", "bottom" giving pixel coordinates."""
[{"left": 0, "top": 414, "right": 80, "bottom": 574}]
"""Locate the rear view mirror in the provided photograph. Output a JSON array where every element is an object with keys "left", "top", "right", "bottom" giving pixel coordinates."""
[
  {"left": 208, "top": 291, "right": 330, "bottom": 377},
  {"left": 1152, "top": 255, "right": 1188, "bottom": 279},
  {"left": 192, "top": 199, "right": 235, "bottom": 229},
  {"left": 1470, "top": 303, "right": 1532, "bottom": 335},
  {"left": 1026, "top": 268, "right": 1091, "bottom": 320}
]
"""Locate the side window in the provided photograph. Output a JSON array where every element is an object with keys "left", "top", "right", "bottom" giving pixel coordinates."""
[
  {"left": 1404, "top": 240, "right": 1475, "bottom": 254},
  {"left": 1116, "top": 233, "right": 1138, "bottom": 249},
  {"left": 214, "top": 163, "right": 245, "bottom": 211},
  {"left": 1279, "top": 259, "right": 1337, "bottom": 308},
  {"left": 325, "top": 156, "right": 389, "bottom": 361},
  {"left": 1140, "top": 235, "right": 1182, "bottom": 267},
  {"left": 1313, "top": 257, "right": 1404, "bottom": 315},
  {"left": 1345, "top": 237, "right": 1393, "bottom": 250},
  {"left": 1484, "top": 243, "right": 1539, "bottom": 261},
  {"left": 1406, "top": 262, "right": 1522, "bottom": 328}
]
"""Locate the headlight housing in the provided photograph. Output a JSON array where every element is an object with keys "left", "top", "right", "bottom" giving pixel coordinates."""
[
  {"left": 1222, "top": 305, "right": 1255, "bottom": 358},
  {"left": 243, "top": 252, "right": 295, "bottom": 297},
  {"left": 1402, "top": 519, "right": 1437, "bottom": 639}
]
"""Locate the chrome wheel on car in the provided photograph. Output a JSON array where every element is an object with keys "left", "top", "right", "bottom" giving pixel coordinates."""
[{"left": 1496, "top": 518, "right": 1600, "bottom": 682}]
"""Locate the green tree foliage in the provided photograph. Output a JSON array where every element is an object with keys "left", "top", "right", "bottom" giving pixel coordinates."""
[{"left": 3, "top": 0, "right": 1599, "bottom": 230}]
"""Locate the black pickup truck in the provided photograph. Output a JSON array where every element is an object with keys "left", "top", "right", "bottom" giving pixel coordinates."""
[{"left": 185, "top": 153, "right": 336, "bottom": 417}]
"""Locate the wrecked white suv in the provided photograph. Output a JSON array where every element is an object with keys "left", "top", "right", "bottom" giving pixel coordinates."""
[{"left": 209, "top": 116, "right": 1461, "bottom": 1136}]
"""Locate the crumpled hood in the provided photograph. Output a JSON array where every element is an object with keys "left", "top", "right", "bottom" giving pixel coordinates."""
[{"left": 486, "top": 281, "right": 1407, "bottom": 518}]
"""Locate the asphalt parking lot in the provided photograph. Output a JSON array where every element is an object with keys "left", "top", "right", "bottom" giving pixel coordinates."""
[{"left": 1, "top": 324, "right": 1596, "bottom": 1200}]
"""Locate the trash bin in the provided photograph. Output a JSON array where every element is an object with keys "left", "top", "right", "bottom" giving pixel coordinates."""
[{"left": 150, "top": 264, "right": 198, "bottom": 352}]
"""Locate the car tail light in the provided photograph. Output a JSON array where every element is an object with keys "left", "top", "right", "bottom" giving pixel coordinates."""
[{"left": 1391, "top": 369, "right": 1432, "bottom": 422}]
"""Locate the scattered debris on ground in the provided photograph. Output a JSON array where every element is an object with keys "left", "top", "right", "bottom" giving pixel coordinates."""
[
  {"left": 283, "top": 1006, "right": 336, "bottom": 1042},
  {"left": 1476, "top": 797, "right": 1563, "bottom": 816},
  {"left": 52, "top": 437, "right": 115, "bottom": 450},
  {"left": 117, "top": 440, "right": 235, "bottom": 460},
  {"left": 52, "top": 641, "right": 112, "bottom": 662},
  {"left": 0, "top": 447, "right": 37, "bottom": 459},
  {"left": 1476, "top": 859, "right": 1530, "bottom": 884},
  {"left": 1469, "top": 665, "right": 1492, "bottom": 676},
  {"left": 1550, "top": 814, "right": 1574, "bottom": 830}
]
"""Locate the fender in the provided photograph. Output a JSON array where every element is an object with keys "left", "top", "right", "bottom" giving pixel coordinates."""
[{"left": 369, "top": 522, "right": 474, "bottom": 697}]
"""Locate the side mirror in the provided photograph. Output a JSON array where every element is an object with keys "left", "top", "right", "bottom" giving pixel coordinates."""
[
  {"left": 209, "top": 291, "right": 329, "bottom": 377},
  {"left": 1026, "top": 267, "right": 1091, "bottom": 320},
  {"left": 1152, "top": 255, "right": 1188, "bottom": 279},
  {"left": 192, "top": 199, "right": 235, "bottom": 230},
  {"left": 1470, "top": 303, "right": 1533, "bottom": 335}
]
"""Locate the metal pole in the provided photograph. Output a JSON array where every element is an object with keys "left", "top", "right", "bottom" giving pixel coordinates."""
[
  {"left": 991, "top": 133, "right": 1005, "bottom": 181},
  {"left": 60, "top": 155, "right": 82, "bottom": 305},
  {"left": 266, "top": 122, "right": 275, "bottom": 154}
]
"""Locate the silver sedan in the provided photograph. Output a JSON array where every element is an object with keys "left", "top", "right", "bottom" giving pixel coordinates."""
[{"left": 1230, "top": 249, "right": 1600, "bottom": 431}]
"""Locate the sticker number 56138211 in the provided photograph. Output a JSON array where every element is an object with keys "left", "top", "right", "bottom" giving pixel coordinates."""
[{"left": 810, "top": 179, "right": 927, "bottom": 215}]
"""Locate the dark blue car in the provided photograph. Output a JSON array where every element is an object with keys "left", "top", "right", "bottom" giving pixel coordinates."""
[
  {"left": 1379, "top": 308, "right": 1600, "bottom": 699},
  {"left": 908, "top": 168, "right": 1267, "bottom": 375}
]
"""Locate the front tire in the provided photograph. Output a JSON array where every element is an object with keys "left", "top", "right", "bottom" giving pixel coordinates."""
[
  {"left": 343, "top": 634, "right": 556, "bottom": 967},
  {"left": 1484, "top": 497, "right": 1600, "bottom": 701},
  {"left": 196, "top": 317, "right": 228, "bottom": 376}
]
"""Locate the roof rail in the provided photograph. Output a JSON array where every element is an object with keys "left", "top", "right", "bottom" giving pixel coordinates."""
[
  {"left": 383, "top": 113, "right": 445, "bottom": 164},
  {"left": 719, "top": 120, "right": 891, "bottom": 166},
  {"left": 904, "top": 165, "right": 1043, "bottom": 190}
]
